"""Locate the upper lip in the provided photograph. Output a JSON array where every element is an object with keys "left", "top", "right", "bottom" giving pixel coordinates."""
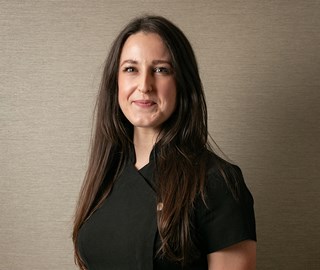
[{"left": 132, "top": 99, "right": 156, "bottom": 104}]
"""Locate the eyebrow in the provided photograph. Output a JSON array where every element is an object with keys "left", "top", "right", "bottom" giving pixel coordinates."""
[
  {"left": 120, "top": 59, "right": 138, "bottom": 67},
  {"left": 120, "top": 59, "right": 172, "bottom": 67},
  {"left": 152, "top": 60, "right": 172, "bottom": 66}
]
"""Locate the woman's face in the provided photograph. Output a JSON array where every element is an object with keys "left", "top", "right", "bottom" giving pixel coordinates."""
[{"left": 118, "top": 32, "right": 177, "bottom": 134}]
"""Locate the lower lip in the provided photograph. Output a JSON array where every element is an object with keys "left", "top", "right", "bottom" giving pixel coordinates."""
[{"left": 133, "top": 101, "right": 156, "bottom": 108}]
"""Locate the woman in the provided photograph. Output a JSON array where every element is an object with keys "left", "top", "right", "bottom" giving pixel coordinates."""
[{"left": 73, "top": 15, "right": 256, "bottom": 270}]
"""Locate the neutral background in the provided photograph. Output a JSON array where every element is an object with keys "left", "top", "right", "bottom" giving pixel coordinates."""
[{"left": 1, "top": 1, "right": 319, "bottom": 269}]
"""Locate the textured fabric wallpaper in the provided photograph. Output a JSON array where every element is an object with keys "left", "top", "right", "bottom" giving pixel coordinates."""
[{"left": 1, "top": 1, "right": 319, "bottom": 269}]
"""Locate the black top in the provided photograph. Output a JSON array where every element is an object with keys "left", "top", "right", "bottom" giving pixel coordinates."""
[{"left": 77, "top": 150, "right": 256, "bottom": 270}]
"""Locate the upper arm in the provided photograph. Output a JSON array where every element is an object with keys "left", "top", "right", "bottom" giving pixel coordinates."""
[
  {"left": 196, "top": 164, "right": 256, "bottom": 253},
  {"left": 207, "top": 240, "right": 256, "bottom": 270}
]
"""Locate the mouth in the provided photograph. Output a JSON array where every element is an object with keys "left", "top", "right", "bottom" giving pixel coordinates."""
[{"left": 132, "top": 100, "right": 156, "bottom": 108}]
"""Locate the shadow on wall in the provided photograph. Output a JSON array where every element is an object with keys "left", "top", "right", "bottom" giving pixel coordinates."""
[{"left": 248, "top": 39, "right": 320, "bottom": 269}]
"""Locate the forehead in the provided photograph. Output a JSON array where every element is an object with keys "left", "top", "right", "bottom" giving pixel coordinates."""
[{"left": 120, "top": 32, "right": 171, "bottom": 61}]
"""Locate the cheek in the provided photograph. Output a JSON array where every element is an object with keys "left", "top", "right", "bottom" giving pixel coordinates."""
[
  {"left": 118, "top": 76, "right": 124, "bottom": 96},
  {"left": 118, "top": 76, "right": 130, "bottom": 103},
  {"left": 117, "top": 84, "right": 127, "bottom": 112},
  {"left": 162, "top": 82, "right": 177, "bottom": 110},
  {"left": 118, "top": 75, "right": 134, "bottom": 98}
]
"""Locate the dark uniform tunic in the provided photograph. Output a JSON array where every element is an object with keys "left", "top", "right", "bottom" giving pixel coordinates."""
[{"left": 77, "top": 149, "right": 256, "bottom": 269}]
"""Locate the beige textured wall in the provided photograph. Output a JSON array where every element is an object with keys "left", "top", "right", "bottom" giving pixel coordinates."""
[{"left": 1, "top": 1, "right": 319, "bottom": 269}]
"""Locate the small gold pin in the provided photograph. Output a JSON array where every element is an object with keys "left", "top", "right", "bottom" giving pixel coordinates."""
[{"left": 157, "top": 202, "right": 163, "bottom": 211}]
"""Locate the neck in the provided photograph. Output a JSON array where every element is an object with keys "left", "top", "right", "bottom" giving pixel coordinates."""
[{"left": 133, "top": 127, "right": 158, "bottom": 170}]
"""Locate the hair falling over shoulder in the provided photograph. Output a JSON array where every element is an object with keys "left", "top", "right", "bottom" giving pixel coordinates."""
[{"left": 72, "top": 15, "right": 234, "bottom": 269}]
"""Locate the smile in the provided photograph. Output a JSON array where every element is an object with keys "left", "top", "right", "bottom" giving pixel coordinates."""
[{"left": 132, "top": 100, "right": 156, "bottom": 108}]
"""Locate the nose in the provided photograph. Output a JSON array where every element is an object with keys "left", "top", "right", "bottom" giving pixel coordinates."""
[{"left": 138, "top": 70, "right": 153, "bottom": 93}]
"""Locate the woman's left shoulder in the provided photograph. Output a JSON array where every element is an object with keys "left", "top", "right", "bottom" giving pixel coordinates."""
[
  {"left": 204, "top": 152, "right": 248, "bottom": 193},
  {"left": 194, "top": 150, "right": 257, "bottom": 254}
]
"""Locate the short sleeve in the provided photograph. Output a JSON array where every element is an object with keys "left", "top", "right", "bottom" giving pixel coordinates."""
[{"left": 195, "top": 164, "right": 256, "bottom": 254}]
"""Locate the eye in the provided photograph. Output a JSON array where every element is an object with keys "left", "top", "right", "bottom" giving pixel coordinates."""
[
  {"left": 153, "top": 67, "right": 172, "bottom": 74},
  {"left": 123, "top": 66, "right": 136, "bottom": 73}
]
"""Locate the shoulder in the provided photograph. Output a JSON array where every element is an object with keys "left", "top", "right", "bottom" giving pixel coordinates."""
[
  {"left": 203, "top": 151, "right": 250, "bottom": 202},
  {"left": 194, "top": 150, "right": 256, "bottom": 253}
]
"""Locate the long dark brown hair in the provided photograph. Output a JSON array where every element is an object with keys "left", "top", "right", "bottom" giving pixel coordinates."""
[{"left": 73, "top": 15, "right": 235, "bottom": 269}]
